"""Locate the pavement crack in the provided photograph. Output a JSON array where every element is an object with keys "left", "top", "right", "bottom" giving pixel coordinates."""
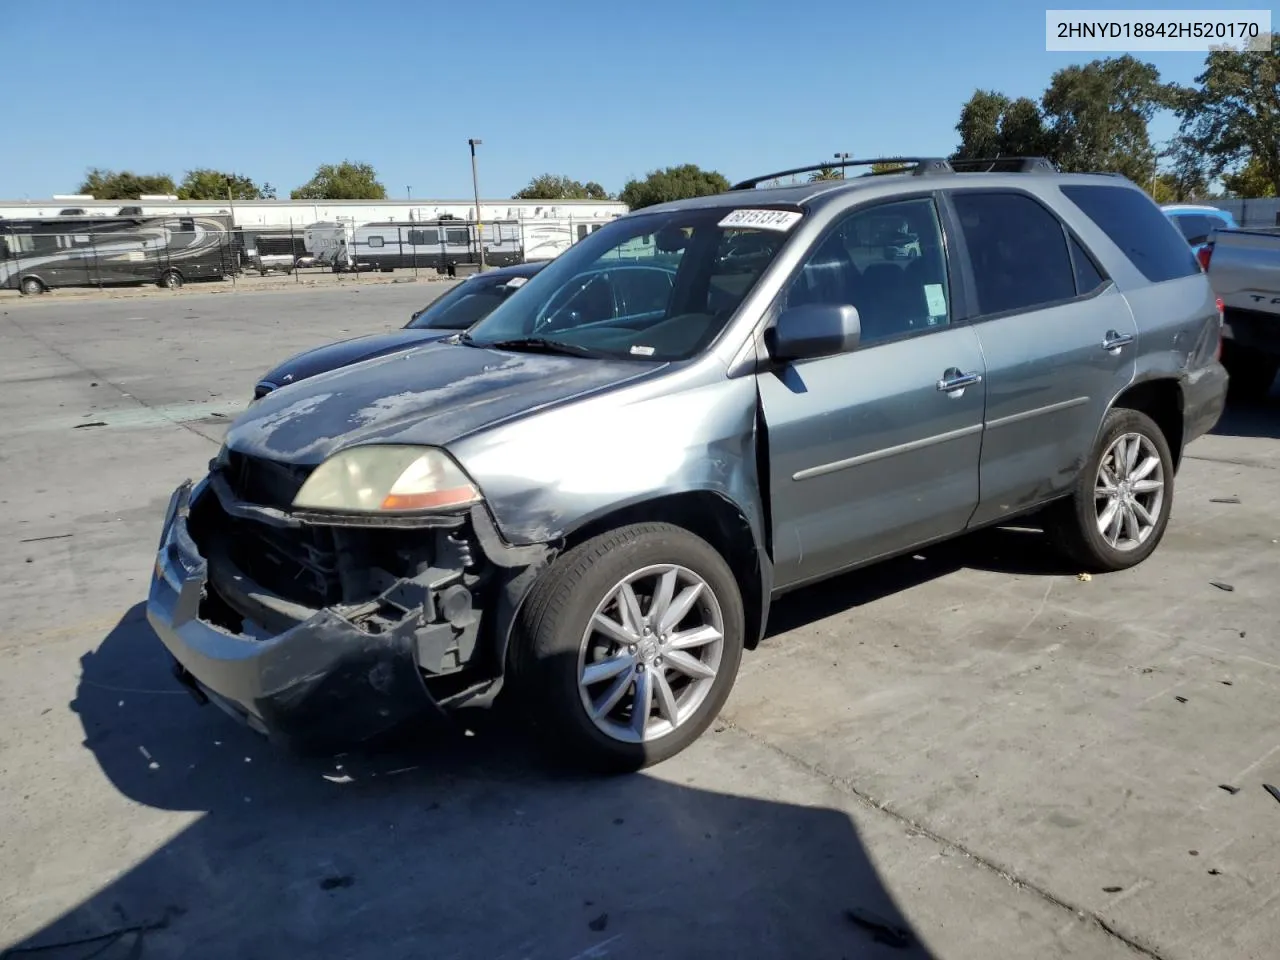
[
  {"left": 716, "top": 716, "right": 1168, "bottom": 960},
  {"left": 0, "top": 312, "right": 220, "bottom": 446},
  {"left": 1184, "top": 453, "right": 1279, "bottom": 471}
]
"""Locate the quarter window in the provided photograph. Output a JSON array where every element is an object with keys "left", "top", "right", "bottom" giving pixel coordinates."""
[
  {"left": 1068, "top": 234, "right": 1107, "bottom": 296},
  {"left": 950, "top": 191, "right": 1076, "bottom": 316},
  {"left": 785, "top": 197, "right": 952, "bottom": 345},
  {"left": 1060, "top": 184, "right": 1201, "bottom": 283}
]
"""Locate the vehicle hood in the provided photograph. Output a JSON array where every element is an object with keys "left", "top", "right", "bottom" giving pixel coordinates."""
[
  {"left": 225, "top": 340, "right": 660, "bottom": 465},
  {"left": 258, "top": 330, "right": 449, "bottom": 388}
]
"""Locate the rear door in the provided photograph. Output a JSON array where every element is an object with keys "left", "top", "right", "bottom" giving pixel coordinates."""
[
  {"left": 758, "top": 195, "right": 987, "bottom": 590},
  {"left": 943, "top": 188, "right": 1136, "bottom": 527}
]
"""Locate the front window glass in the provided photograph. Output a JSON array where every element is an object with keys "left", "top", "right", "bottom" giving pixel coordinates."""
[
  {"left": 407, "top": 275, "right": 530, "bottom": 330},
  {"left": 464, "top": 207, "right": 798, "bottom": 361}
]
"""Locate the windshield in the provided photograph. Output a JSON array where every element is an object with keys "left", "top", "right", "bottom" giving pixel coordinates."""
[
  {"left": 405, "top": 273, "right": 530, "bottom": 330},
  {"left": 462, "top": 206, "right": 799, "bottom": 361}
]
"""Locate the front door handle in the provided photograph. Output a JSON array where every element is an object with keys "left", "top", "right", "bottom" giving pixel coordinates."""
[
  {"left": 937, "top": 368, "right": 983, "bottom": 393},
  {"left": 1102, "top": 330, "right": 1135, "bottom": 352}
]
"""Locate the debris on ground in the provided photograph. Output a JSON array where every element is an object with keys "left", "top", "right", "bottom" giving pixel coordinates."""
[
  {"left": 1175, "top": 696, "right": 1189, "bottom": 703},
  {"left": 845, "top": 907, "right": 912, "bottom": 949},
  {"left": 1208, "top": 869, "right": 1223, "bottom": 876},
  {"left": 1209, "top": 581, "right": 1235, "bottom": 592},
  {"left": 18, "top": 533, "right": 73, "bottom": 544},
  {"left": 1221, "top": 680, "right": 1234, "bottom": 686},
  {"left": 588, "top": 913, "right": 609, "bottom": 932},
  {"left": 73, "top": 421, "right": 107, "bottom": 429},
  {"left": 1263, "top": 784, "right": 1280, "bottom": 806},
  {"left": 1219, "top": 784, "right": 1241, "bottom": 795},
  {"left": 1102, "top": 886, "right": 1123, "bottom": 893},
  {"left": 319, "top": 875, "right": 355, "bottom": 890},
  {"left": 1210, "top": 496, "right": 1241, "bottom": 504},
  {"left": 1077, "top": 573, "right": 1092, "bottom": 582}
]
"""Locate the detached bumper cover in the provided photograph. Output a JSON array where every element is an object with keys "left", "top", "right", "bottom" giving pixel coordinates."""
[{"left": 146, "top": 480, "right": 438, "bottom": 749}]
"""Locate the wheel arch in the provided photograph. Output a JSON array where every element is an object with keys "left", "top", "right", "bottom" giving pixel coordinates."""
[
  {"left": 561, "top": 490, "right": 771, "bottom": 651},
  {"left": 1102, "top": 376, "right": 1185, "bottom": 470},
  {"left": 488, "top": 489, "right": 772, "bottom": 694}
]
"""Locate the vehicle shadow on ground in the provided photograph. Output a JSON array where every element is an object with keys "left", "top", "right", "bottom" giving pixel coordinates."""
[
  {"left": 766, "top": 522, "right": 1072, "bottom": 637},
  {"left": 1209, "top": 391, "right": 1280, "bottom": 440},
  {"left": 8, "top": 604, "right": 935, "bottom": 960}
]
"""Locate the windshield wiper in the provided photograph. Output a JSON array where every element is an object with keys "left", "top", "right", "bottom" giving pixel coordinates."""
[{"left": 484, "top": 336, "right": 603, "bottom": 358}]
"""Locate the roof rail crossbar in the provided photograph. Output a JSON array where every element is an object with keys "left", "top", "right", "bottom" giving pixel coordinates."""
[
  {"left": 731, "top": 157, "right": 952, "bottom": 190},
  {"left": 948, "top": 156, "right": 1058, "bottom": 174}
]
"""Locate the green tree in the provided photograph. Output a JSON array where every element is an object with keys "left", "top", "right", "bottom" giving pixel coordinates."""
[
  {"left": 177, "top": 169, "right": 268, "bottom": 201},
  {"left": 77, "top": 168, "right": 176, "bottom": 198},
  {"left": 1221, "top": 156, "right": 1277, "bottom": 198},
  {"left": 618, "top": 164, "right": 730, "bottom": 210},
  {"left": 997, "top": 97, "right": 1053, "bottom": 156},
  {"left": 1174, "top": 33, "right": 1280, "bottom": 196},
  {"left": 513, "top": 174, "right": 610, "bottom": 200},
  {"left": 952, "top": 90, "right": 1010, "bottom": 159},
  {"left": 869, "top": 162, "right": 909, "bottom": 174},
  {"left": 290, "top": 161, "right": 386, "bottom": 200},
  {"left": 808, "top": 165, "right": 843, "bottom": 181},
  {"left": 1159, "top": 137, "right": 1212, "bottom": 200},
  {"left": 1040, "top": 55, "right": 1171, "bottom": 183}
]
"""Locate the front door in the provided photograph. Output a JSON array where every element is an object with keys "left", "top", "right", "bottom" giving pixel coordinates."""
[
  {"left": 943, "top": 189, "right": 1138, "bottom": 526},
  {"left": 758, "top": 195, "right": 987, "bottom": 591}
]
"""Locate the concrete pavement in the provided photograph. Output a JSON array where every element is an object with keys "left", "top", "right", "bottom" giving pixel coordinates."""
[{"left": 2, "top": 284, "right": 1278, "bottom": 959}]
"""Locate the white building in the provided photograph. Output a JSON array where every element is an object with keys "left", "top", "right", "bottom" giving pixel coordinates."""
[{"left": 0, "top": 197, "right": 628, "bottom": 231}]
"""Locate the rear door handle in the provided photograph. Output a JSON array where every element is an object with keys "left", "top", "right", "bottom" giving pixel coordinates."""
[
  {"left": 1102, "top": 331, "right": 1135, "bottom": 351},
  {"left": 937, "top": 368, "right": 983, "bottom": 392}
]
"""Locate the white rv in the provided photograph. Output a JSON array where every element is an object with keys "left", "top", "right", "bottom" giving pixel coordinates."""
[
  {"left": 303, "top": 221, "right": 355, "bottom": 269},
  {"left": 346, "top": 218, "right": 523, "bottom": 272}
]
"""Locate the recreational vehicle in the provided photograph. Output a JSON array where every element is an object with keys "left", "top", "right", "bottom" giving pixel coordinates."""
[
  {"left": 345, "top": 219, "right": 523, "bottom": 272},
  {"left": 303, "top": 221, "right": 354, "bottom": 268},
  {"left": 0, "top": 214, "right": 233, "bottom": 294}
]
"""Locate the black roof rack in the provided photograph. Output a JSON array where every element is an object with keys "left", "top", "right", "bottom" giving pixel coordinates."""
[
  {"left": 731, "top": 157, "right": 950, "bottom": 190},
  {"left": 947, "top": 156, "right": 1058, "bottom": 173},
  {"left": 731, "top": 155, "right": 1063, "bottom": 190}
]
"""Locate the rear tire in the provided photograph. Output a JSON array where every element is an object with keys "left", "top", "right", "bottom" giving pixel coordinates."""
[
  {"left": 1046, "top": 407, "right": 1174, "bottom": 573},
  {"left": 516, "top": 522, "right": 744, "bottom": 774},
  {"left": 19, "top": 277, "right": 45, "bottom": 296},
  {"left": 1222, "top": 341, "right": 1277, "bottom": 403}
]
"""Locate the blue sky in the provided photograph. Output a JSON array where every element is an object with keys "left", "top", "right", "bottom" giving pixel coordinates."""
[{"left": 8, "top": 0, "right": 1224, "bottom": 200}]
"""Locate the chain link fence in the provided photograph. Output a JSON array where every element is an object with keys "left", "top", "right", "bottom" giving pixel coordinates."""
[{"left": 1, "top": 212, "right": 616, "bottom": 295}]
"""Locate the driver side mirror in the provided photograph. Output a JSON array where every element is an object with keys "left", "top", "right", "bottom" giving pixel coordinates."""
[{"left": 769, "top": 303, "right": 861, "bottom": 362}]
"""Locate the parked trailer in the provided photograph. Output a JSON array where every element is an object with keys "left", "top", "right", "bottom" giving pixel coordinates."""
[
  {"left": 0, "top": 214, "right": 233, "bottom": 294},
  {"left": 303, "top": 221, "right": 353, "bottom": 268},
  {"left": 346, "top": 219, "right": 524, "bottom": 273}
]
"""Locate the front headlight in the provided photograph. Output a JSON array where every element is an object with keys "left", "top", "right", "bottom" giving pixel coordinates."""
[{"left": 292, "top": 445, "right": 482, "bottom": 513}]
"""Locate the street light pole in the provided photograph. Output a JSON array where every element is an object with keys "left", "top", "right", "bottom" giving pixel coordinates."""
[
  {"left": 468, "top": 138, "right": 486, "bottom": 272},
  {"left": 834, "top": 151, "right": 852, "bottom": 179}
]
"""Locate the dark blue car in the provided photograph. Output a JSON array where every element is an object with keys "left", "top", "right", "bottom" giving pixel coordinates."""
[{"left": 252, "top": 261, "right": 549, "bottom": 401}]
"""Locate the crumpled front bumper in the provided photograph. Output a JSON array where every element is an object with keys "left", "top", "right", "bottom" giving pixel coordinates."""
[{"left": 145, "top": 479, "right": 440, "bottom": 751}]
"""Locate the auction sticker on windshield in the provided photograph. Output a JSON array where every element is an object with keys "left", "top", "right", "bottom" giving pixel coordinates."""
[{"left": 718, "top": 209, "right": 803, "bottom": 231}]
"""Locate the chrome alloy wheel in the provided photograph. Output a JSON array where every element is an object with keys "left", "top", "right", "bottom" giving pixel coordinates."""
[
  {"left": 1095, "top": 432, "right": 1165, "bottom": 551},
  {"left": 577, "top": 563, "right": 725, "bottom": 744}
]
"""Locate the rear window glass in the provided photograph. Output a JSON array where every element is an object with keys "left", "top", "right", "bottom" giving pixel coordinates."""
[
  {"left": 1060, "top": 185, "right": 1200, "bottom": 283},
  {"left": 1169, "top": 214, "right": 1222, "bottom": 246}
]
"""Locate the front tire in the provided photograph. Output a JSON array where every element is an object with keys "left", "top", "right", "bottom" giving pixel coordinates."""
[
  {"left": 19, "top": 277, "right": 45, "bottom": 296},
  {"left": 1047, "top": 407, "right": 1174, "bottom": 573},
  {"left": 159, "top": 270, "right": 184, "bottom": 290},
  {"left": 516, "top": 522, "right": 744, "bottom": 773}
]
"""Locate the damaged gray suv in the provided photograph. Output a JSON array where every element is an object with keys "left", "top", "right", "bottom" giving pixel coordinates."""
[{"left": 147, "top": 156, "right": 1227, "bottom": 771}]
